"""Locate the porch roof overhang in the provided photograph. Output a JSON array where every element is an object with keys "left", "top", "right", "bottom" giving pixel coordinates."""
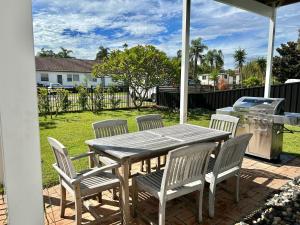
[
  {"left": 215, "top": 0, "right": 300, "bottom": 18},
  {"left": 179, "top": 0, "right": 300, "bottom": 124}
]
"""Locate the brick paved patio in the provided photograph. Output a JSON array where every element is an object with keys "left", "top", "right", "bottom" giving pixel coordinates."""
[{"left": 1, "top": 156, "right": 300, "bottom": 225}]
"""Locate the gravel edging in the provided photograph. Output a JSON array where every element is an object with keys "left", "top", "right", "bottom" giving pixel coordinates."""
[{"left": 235, "top": 177, "right": 300, "bottom": 225}]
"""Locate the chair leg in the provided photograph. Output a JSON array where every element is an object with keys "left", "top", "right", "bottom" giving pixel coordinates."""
[
  {"left": 158, "top": 200, "right": 166, "bottom": 225},
  {"left": 156, "top": 157, "right": 161, "bottom": 171},
  {"left": 197, "top": 187, "right": 204, "bottom": 223},
  {"left": 132, "top": 179, "right": 138, "bottom": 218},
  {"left": 118, "top": 185, "right": 123, "bottom": 225},
  {"left": 60, "top": 185, "right": 67, "bottom": 218},
  {"left": 140, "top": 160, "right": 145, "bottom": 172},
  {"left": 209, "top": 182, "right": 216, "bottom": 218},
  {"left": 112, "top": 169, "right": 118, "bottom": 200},
  {"left": 235, "top": 174, "right": 240, "bottom": 203},
  {"left": 146, "top": 159, "right": 151, "bottom": 173},
  {"left": 97, "top": 192, "right": 102, "bottom": 204},
  {"left": 74, "top": 186, "right": 82, "bottom": 225}
]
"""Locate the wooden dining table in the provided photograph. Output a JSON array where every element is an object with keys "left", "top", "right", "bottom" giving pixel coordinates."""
[{"left": 85, "top": 123, "right": 231, "bottom": 224}]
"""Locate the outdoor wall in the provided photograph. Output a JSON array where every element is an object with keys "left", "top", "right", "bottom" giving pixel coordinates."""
[{"left": 0, "top": 0, "right": 44, "bottom": 224}]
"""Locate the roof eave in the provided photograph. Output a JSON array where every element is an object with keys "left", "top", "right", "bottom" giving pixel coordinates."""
[{"left": 215, "top": 0, "right": 274, "bottom": 17}]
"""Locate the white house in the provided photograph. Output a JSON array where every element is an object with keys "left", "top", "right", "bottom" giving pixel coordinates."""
[
  {"left": 35, "top": 57, "right": 115, "bottom": 88},
  {"left": 198, "top": 71, "right": 240, "bottom": 87}
]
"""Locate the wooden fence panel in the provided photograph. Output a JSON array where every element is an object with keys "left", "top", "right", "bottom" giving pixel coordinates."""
[{"left": 157, "top": 82, "right": 300, "bottom": 113}]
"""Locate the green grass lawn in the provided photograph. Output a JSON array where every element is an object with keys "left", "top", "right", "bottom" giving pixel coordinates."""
[{"left": 39, "top": 108, "right": 300, "bottom": 187}]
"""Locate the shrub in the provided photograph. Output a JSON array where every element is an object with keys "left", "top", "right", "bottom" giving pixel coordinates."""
[
  {"left": 93, "top": 85, "right": 105, "bottom": 112},
  {"left": 108, "top": 86, "right": 121, "bottom": 109},
  {"left": 56, "top": 89, "right": 71, "bottom": 112},
  {"left": 37, "top": 88, "right": 50, "bottom": 118},
  {"left": 77, "top": 85, "right": 89, "bottom": 111}
]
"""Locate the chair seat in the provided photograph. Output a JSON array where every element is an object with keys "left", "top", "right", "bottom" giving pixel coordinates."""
[
  {"left": 71, "top": 170, "right": 119, "bottom": 196},
  {"left": 205, "top": 157, "right": 239, "bottom": 183},
  {"left": 135, "top": 170, "right": 203, "bottom": 201}
]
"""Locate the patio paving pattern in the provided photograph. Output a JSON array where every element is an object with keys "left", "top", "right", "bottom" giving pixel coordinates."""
[{"left": 2, "top": 156, "right": 300, "bottom": 225}]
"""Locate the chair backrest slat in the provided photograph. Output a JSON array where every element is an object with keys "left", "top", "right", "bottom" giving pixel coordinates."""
[
  {"left": 161, "top": 143, "right": 215, "bottom": 192},
  {"left": 136, "top": 114, "right": 163, "bottom": 131},
  {"left": 48, "top": 137, "right": 76, "bottom": 179},
  {"left": 209, "top": 114, "right": 240, "bottom": 138},
  {"left": 213, "top": 133, "right": 252, "bottom": 175},
  {"left": 92, "top": 119, "right": 129, "bottom": 138}
]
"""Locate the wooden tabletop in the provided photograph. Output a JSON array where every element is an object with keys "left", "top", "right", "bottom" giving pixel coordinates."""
[{"left": 85, "top": 124, "right": 230, "bottom": 162}]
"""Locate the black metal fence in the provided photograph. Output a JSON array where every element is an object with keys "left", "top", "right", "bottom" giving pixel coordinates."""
[
  {"left": 157, "top": 82, "right": 300, "bottom": 113},
  {"left": 38, "top": 86, "right": 155, "bottom": 115}
]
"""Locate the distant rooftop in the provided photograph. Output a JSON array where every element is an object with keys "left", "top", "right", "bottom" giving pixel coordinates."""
[{"left": 35, "top": 57, "right": 99, "bottom": 73}]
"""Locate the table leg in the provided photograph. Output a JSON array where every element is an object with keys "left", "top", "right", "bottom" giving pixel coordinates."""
[
  {"left": 88, "top": 146, "right": 95, "bottom": 168},
  {"left": 116, "top": 160, "right": 131, "bottom": 225}
]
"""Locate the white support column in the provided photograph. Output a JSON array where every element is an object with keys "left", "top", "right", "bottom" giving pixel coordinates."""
[
  {"left": 264, "top": 7, "right": 277, "bottom": 98},
  {"left": 0, "top": 0, "right": 44, "bottom": 224},
  {"left": 180, "top": 0, "right": 191, "bottom": 124}
]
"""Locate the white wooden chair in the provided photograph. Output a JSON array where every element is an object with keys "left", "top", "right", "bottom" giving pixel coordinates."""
[
  {"left": 48, "top": 137, "right": 121, "bottom": 225},
  {"left": 136, "top": 114, "right": 164, "bottom": 172},
  {"left": 205, "top": 133, "right": 253, "bottom": 218},
  {"left": 132, "top": 142, "right": 216, "bottom": 225},
  {"left": 92, "top": 119, "right": 128, "bottom": 199},
  {"left": 209, "top": 114, "right": 240, "bottom": 138}
]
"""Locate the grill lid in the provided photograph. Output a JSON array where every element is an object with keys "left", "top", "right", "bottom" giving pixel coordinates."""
[{"left": 233, "top": 97, "right": 285, "bottom": 115}]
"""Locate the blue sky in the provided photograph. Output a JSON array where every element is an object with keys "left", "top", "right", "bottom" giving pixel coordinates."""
[{"left": 32, "top": 0, "right": 300, "bottom": 69}]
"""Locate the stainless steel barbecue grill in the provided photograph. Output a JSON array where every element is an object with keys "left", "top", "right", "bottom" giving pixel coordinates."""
[{"left": 217, "top": 96, "right": 300, "bottom": 160}]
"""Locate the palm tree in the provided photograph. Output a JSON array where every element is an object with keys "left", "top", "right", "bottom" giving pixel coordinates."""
[
  {"left": 96, "top": 46, "right": 110, "bottom": 61},
  {"left": 256, "top": 57, "right": 267, "bottom": 83},
  {"left": 56, "top": 47, "right": 74, "bottom": 58},
  {"left": 190, "top": 38, "right": 208, "bottom": 79},
  {"left": 206, "top": 50, "right": 215, "bottom": 70},
  {"left": 234, "top": 48, "right": 247, "bottom": 87},
  {"left": 215, "top": 50, "right": 224, "bottom": 69},
  {"left": 205, "top": 49, "right": 224, "bottom": 71}
]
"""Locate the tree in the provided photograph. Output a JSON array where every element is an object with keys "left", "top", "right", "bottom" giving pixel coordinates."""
[
  {"left": 256, "top": 57, "right": 267, "bottom": 83},
  {"left": 190, "top": 38, "right": 208, "bottom": 80},
  {"left": 215, "top": 50, "right": 224, "bottom": 69},
  {"left": 234, "top": 48, "right": 247, "bottom": 87},
  {"left": 273, "top": 41, "right": 300, "bottom": 83},
  {"left": 297, "top": 29, "right": 300, "bottom": 51},
  {"left": 96, "top": 46, "right": 110, "bottom": 61},
  {"left": 209, "top": 69, "right": 219, "bottom": 92},
  {"left": 205, "top": 49, "right": 224, "bottom": 70},
  {"left": 92, "top": 45, "right": 176, "bottom": 109},
  {"left": 243, "top": 76, "right": 261, "bottom": 87},
  {"left": 241, "top": 60, "right": 263, "bottom": 86},
  {"left": 37, "top": 48, "right": 56, "bottom": 57},
  {"left": 56, "top": 47, "right": 74, "bottom": 58}
]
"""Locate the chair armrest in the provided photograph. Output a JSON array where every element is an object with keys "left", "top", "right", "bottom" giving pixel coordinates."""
[
  {"left": 71, "top": 162, "right": 120, "bottom": 184},
  {"left": 52, "top": 164, "right": 73, "bottom": 184},
  {"left": 70, "top": 152, "right": 95, "bottom": 161},
  {"left": 71, "top": 151, "right": 100, "bottom": 167}
]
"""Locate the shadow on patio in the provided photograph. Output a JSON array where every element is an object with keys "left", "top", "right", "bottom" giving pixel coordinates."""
[{"left": 39, "top": 156, "right": 300, "bottom": 225}]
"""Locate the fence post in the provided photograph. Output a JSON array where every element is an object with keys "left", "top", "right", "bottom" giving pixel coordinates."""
[
  {"left": 156, "top": 86, "right": 159, "bottom": 105},
  {"left": 126, "top": 86, "right": 130, "bottom": 108},
  {"left": 90, "top": 86, "right": 94, "bottom": 112}
]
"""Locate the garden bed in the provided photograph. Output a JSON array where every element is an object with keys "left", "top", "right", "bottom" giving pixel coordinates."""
[{"left": 236, "top": 177, "right": 300, "bottom": 225}]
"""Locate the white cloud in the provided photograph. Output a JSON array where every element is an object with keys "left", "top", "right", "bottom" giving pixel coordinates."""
[{"left": 32, "top": 0, "right": 300, "bottom": 68}]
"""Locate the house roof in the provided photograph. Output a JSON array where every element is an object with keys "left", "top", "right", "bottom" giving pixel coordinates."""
[{"left": 35, "top": 57, "right": 99, "bottom": 73}]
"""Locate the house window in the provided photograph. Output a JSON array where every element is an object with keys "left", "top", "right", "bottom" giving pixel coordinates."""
[
  {"left": 67, "top": 74, "right": 73, "bottom": 82},
  {"left": 224, "top": 75, "right": 228, "bottom": 79},
  {"left": 41, "top": 73, "right": 49, "bottom": 82},
  {"left": 202, "top": 76, "right": 206, "bottom": 80},
  {"left": 73, "top": 74, "right": 80, "bottom": 82}
]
